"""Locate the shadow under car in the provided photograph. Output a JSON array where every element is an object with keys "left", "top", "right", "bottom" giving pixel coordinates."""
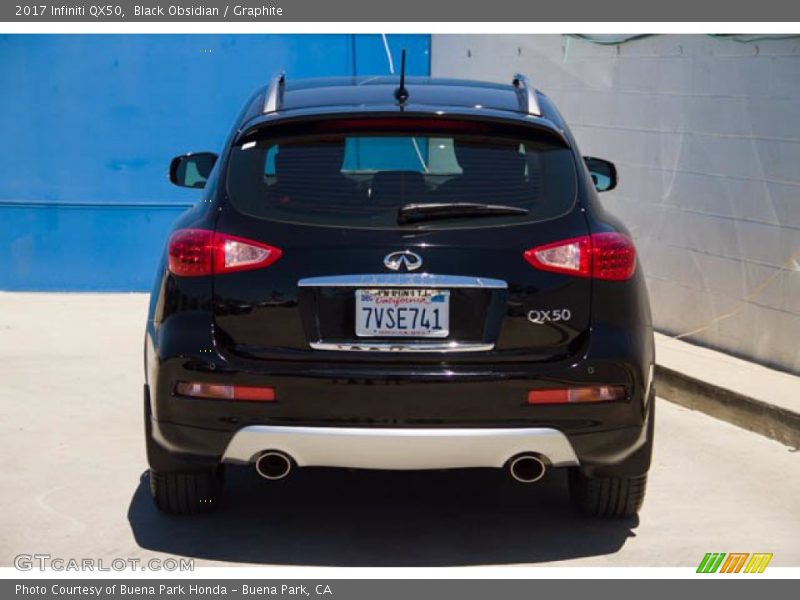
[{"left": 128, "top": 466, "right": 638, "bottom": 566}]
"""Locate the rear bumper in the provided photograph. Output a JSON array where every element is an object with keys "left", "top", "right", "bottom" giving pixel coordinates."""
[
  {"left": 149, "top": 402, "right": 652, "bottom": 473},
  {"left": 145, "top": 317, "right": 655, "bottom": 474},
  {"left": 221, "top": 425, "right": 579, "bottom": 469}
]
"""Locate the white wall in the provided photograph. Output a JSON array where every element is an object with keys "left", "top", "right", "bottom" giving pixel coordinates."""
[{"left": 432, "top": 34, "right": 800, "bottom": 373}]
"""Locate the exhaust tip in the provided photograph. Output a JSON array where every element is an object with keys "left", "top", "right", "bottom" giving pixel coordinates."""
[
  {"left": 255, "top": 451, "right": 292, "bottom": 480},
  {"left": 508, "top": 454, "right": 547, "bottom": 483}
]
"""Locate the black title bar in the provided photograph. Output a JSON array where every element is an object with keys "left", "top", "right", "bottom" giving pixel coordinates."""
[{"left": 4, "top": 0, "right": 800, "bottom": 22}]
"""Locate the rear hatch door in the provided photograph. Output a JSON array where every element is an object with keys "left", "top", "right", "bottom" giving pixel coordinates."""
[{"left": 212, "top": 117, "right": 591, "bottom": 363}]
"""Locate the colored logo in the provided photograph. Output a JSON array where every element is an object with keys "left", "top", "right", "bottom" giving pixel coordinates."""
[{"left": 697, "top": 553, "right": 773, "bottom": 573}]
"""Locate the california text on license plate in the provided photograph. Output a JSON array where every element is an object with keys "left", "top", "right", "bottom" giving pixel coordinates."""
[{"left": 355, "top": 289, "right": 450, "bottom": 338}]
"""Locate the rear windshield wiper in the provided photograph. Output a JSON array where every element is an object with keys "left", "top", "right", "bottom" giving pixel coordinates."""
[{"left": 397, "top": 202, "right": 529, "bottom": 225}]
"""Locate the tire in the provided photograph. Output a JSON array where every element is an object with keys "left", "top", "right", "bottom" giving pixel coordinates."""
[
  {"left": 568, "top": 470, "right": 648, "bottom": 517},
  {"left": 149, "top": 468, "right": 223, "bottom": 515}
]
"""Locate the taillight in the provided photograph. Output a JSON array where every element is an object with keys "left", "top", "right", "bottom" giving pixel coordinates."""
[
  {"left": 523, "top": 236, "right": 591, "bottom": 277},
  {"left": 175, "top": 382, "right": 276, "bottom": 402},
  {"left": 523, "top": 232, "right": 635, "bottom": 281},
  {"left": 168, "top": 229, "right": 282, "bottom": 277},
  {"left": 527, "top": 385, "right": 626, "bottom": 405},
  {"left": 590, "top": 232, "right": 637, "bottom": 281}
]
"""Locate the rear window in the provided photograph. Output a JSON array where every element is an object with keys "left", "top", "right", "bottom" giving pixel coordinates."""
[{"left": 226, "top": 127, "right": 577, "bottom": 229}]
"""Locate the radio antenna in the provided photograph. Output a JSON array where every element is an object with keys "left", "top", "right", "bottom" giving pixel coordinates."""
[{"left": 394, "top": 49, "right": 409, "bottom": 106}]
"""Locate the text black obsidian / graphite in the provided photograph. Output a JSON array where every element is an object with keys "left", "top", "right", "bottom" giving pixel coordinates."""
[{"left": 132, "top": 5, "right": 284, "bottom": 17}]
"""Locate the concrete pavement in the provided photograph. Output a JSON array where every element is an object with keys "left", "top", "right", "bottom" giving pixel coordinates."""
[
  {"left": 0, "top": 293, "right": 798, "bottom": 567},
  {"left": 656, "top": 333, "right": 800, "bottom": 448}
]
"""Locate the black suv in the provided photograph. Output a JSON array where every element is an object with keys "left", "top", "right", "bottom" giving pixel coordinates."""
[{"left": 145, "top": 73, "right": 655, "bottom": 517}]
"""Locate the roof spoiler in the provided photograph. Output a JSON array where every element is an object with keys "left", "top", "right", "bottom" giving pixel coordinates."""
[
  {"left": 512, "top": 74, "right": 541, "bottom": 117},
  {"left": 263, "top": 72, "right": 286, "bottom": 114},
  {"left": 262, "top": 72, "right": 543, "bottom": 118}
]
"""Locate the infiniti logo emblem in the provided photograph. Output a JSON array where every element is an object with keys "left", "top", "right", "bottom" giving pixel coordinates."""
[{"left": 384, "top": 250, "right": 423, "bottom": 272}]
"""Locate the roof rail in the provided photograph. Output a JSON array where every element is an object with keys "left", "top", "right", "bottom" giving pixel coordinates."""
[
  {"left": 512, "top": 74, "right": 541, "bottom": 117},
  {"left": 263, "top": 72, "right": 286, "bottom": 114}
]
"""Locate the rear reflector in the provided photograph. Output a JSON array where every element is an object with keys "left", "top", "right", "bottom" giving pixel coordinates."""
[
  {"left": 523, "top": 232, "right": 636, "bottom": 281},
  {"left": 527, "top": 385, "right": 626, "bottom": 405},
  {"left": 175, "top": 382, "right": 276, "bottom": 402},
  {"left": 168, "top": 229, "right": 282, "bottom": 277}
]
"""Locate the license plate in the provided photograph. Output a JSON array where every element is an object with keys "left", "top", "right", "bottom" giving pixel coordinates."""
[{"left": 355, "top": 289, "right": 450, "bottom": 338}]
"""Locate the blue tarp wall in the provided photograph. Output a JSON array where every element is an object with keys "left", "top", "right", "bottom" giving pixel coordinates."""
[{"left": 0, "top": 34, "right": 431, "bottom": 290}]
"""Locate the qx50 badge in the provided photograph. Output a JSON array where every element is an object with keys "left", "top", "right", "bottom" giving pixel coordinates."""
[
  {"left": 384, "top": 250, "right": 423, "bottom": 272},
  {"left": 528, "top": 309, "right": 572, "bottom": 325}
]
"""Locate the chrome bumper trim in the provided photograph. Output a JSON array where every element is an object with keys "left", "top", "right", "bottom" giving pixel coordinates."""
[
  {"left": 308, "top": 341, "right": 494, "bottom": 353},
  {"left": 298, "top": 273, "right": 508, "bottom": 289},
  {"left": 221, "top": 426, "right": 580, "bottom": 470}
]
